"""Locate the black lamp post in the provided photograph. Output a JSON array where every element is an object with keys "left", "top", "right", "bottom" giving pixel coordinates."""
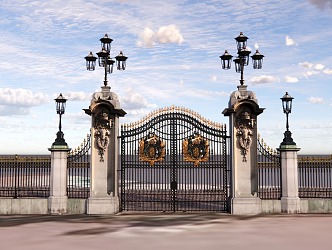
[
  {"left": 220, "top": 32, "right": 264, "bottom": 86},
  {"left": 281, "top": 92, "right": 296, "bottom": 145},
  {"left": 85, "top": 34, "right": 128, "bottom": 87},
  {"left": 53, "top": 93, "right": 67, "bottom": 146}
]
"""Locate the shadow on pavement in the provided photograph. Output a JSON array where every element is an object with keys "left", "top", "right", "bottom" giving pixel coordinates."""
[{"left": 1, "top": 213, "right": 331, "bottom": 236}]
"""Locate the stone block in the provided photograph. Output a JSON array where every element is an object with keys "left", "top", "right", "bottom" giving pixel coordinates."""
[
  {"left": 48, "top": 196, "right": 68, "bottom": 214},
  {"left": 281, "top": 197, "right": 301, "bottom": 213},
  {"left": 231, "top": 197, "right": 262, "bottom": 215},
  {"left": 0, "top": 198, "right": 12, "bottom": 214},
  {"left": 307, "top": 199, "right": 332, "bottom": 213},
  {"left": 261, "top": 200, "right": 281, "bottom": 214},
  {"left": 87, "top": 196, "right": 119, "bottom": 214},
  {"left": 67, "top": 199, "right": 87, "bottom": 214}
]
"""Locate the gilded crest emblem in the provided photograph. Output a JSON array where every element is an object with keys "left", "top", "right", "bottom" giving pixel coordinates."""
[
  {"left": 183, "top": 133, "right": 209, "bottom": 166},
  {"left": 139, "top": 133, "right": 165, "bottom": 166}
]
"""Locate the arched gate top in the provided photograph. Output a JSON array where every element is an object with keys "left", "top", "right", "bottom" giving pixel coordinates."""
[{"left": 121, "top": 106, "right": 226, "bottom": 133}]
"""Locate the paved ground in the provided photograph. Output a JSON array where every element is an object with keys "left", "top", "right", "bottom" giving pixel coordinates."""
[{"left": 1, "top": 213, "right": 332, "bottom": 250}]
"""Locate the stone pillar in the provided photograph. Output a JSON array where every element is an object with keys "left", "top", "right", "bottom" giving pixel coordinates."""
[
  {"left": 48, "top": 144, "right": 70, "bottom": 214},
  {"left": 223, "top": 85, "right": 264, "bottom": 215},
  {"left": 84, "top": 86, "right": 126, "bottom": 214},
  {"left": 279, "top": 133, "right": 301, "bottom": 213}
]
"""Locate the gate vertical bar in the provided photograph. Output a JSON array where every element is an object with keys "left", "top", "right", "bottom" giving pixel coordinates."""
[
  {"left": 120, "top": 129, "right": 126, "bottom": 211},
  {"left": 170, "top": 113, "right": 177, "bottom": 212}
]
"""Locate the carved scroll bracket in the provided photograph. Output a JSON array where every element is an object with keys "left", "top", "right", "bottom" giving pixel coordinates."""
[
  {"left": 236, "top": 109, "right": 256, "bottom": 162},
  {"left": 94, "top": 109, "right": 113, "bottom": 162}
]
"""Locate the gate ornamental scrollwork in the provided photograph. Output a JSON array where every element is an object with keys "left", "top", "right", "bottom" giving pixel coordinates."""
[
  {"left": 183, "top": 133, "right": 209, "bottom": 166},
  {"left": 139, "top": 133, "right": 165, "bottom": 166}
]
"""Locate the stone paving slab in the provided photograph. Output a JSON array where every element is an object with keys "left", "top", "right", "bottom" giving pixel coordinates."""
[{"left": 1, "top": 213, "right": 331, "bottom": 250}]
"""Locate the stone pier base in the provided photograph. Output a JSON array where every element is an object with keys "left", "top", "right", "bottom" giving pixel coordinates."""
[
  {"left": 87, "top": 196, "right": 119, "bottom": 214},
  {"left": 48, "top": 196, "right": 68, "bottom": 214},
  {"left": 281, "top": 197, "right": 301, "bottom": 214},
  {"left": 231, "top": 197, "right": 262, "bottom": 215}
]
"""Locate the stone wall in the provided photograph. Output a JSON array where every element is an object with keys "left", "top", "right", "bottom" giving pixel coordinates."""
[
  {"left": 262, "top": 199, "right": 332, "bottom": 214},
  {"left": 0, "top": 198, "right": 87, "bottom": 214}
]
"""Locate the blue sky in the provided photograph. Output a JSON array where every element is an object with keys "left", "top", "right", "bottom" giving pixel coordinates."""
[{"left": 0, "top": 0, "right": 331, "bottom": 154}]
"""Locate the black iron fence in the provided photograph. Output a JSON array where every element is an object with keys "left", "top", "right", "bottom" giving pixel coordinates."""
[
  {"left": 257, "top": 136, "right": 281, "bottom": 200},
  {"left": 298, "top": 155, "right": 332, "bottom": 199},
  {"left": 0, "top": 155, "right": 51, "bottom": 198},
  {"left": 67, "top": 134, "right": 91, "bottom": 199}
]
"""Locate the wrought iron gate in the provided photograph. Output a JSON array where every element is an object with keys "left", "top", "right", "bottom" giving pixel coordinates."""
[
  {"left": 120, "top": 106, "right": 229, "bottom": 212},
  {"left": 67, "top": 133, "right": 91, "bottom": 199},
  {"left": 257, "top": 135, "right": 281, "bottom": 199}
]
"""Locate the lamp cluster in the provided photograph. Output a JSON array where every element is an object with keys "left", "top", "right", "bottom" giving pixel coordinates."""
[
  {"left": 85, "top": 34, "right": 128, "bottom": 87},
  {"left": 220, "top": 32, "right": 264, "bottom": 85}
]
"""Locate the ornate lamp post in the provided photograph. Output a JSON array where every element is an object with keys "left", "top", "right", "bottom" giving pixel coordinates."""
[
  {"left": 53, "top": 93, "right": 67, "bottom": 146},
  {"left": 220, "top": 32, "right": 264, "bottom": 86},
  {"left": 281, "top": 92, "right": 296, "bottom": 145},
  {"left": 85, "top": 34, "right": 128, "bottom": 87}
]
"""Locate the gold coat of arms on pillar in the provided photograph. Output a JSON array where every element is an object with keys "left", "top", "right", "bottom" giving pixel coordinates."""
[
  {"left": 139, "top": 133, "right": 165, "bottom": 166},
  {"left": 183, "top": 133, "right": 209, "bottom": 166}
]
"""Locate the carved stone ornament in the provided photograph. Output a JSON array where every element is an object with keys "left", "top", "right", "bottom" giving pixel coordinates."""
[
  {"left": 94, "top": 109, "right": 113, "bottom": 162},
  {"left": 183, "top": 133, "right": 209, "bottom": 166},
  {"left": 236, "top": 110, "right": 256, "bottom": 162},
  {"left": 139, "top": 133, "right": 165, "bottom": 166}
]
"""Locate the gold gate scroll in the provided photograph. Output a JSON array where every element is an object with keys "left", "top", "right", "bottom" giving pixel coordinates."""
[
  {"left": 183, "top": 133, "right": 209, "bottom": 166},
  {"left": 139, "top": 133, "right": 165, "bottom": 166}
]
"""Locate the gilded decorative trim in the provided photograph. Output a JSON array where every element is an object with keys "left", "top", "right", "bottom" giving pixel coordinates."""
[
  {"left": 139, "top": 133, "right": 165, "bottom": 166},
  {"left": 122, "top": 106, "right": 226, "bottom": 131},
  {"left": 183, "top": 133, "right": 209, "bottom": 166}
]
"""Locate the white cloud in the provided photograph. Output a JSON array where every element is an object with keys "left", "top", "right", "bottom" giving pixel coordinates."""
[
  {"left": 305, "top": 71, "right": 319, "bottom": 77},
  {"left": 300, "top": 61, "right": 332, "bottom": 77},
  {"left": 0, "top": 105, "right": 32, "bottom": 116},
  {"left": 65, "top": 92, "right": 92, "bottom": 101},
  {"left": 285, "top": 76, "right": 299, "bottom": 83},
  {"left": 137, "top": 25, "right": 183, "bottom": 48},
  {"left": 300, "top": 61, "right": 314, "bottom": 68},
  {"left": 323, "top": 69, "right": 332, "bottom": 74},
  {"left": 137, "top": 27, "right": 155, "bottom": 48},
  {"left": 211, "top": 75, "right": 217, "bottom": 81},
  {"left": 181, "top": 65, "right": 191, "bottom": 70},
  {"left": 156, "top": 25, "right": 184, "bottom": 44},
  {"left": 120, "top": 88, "right": 157, "bottom": 110},
  {"left": 286, "top": 36, "right": 297, "bottom": 46},
  {"left": 314, "top": 64, "right": 325, "bottom": 70},
  {"left": 0, "top": 88, "right": 48, "bottom": 106},
  {"left": 250, "top": 75, "right": 278, "bottom": 84},
  {"left": 308, "top": 97, "right": 325, "bottom": 104},
  {"left": 65, "top": 111, "right": 90, "bottom": 125}
]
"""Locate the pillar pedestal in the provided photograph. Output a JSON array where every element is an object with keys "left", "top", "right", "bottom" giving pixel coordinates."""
[
  {"left": 48, "top": 144, "right": 70, "bottom": 214},
  {"left": 223, "top": 85, "right": 264, "bottom": 215},
  {"left": 84, "top": 86, "right": 126, "bottom": 214},
  {"left": 279, "top": 143, "right": 301, "bottom": 213}
]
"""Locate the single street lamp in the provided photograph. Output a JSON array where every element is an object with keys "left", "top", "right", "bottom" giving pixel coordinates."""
[
  {"left": 281, "top": 92, "right": 296, "bottom": 145},
  {"left": 85, "top": 34, "right": 128, "bottom": 87},
  {"left": 220, "top": 32, "right": 264, "bottom": 86},
  {"left": 53, "top": 93, "right": 67, "bottom": 146}
]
